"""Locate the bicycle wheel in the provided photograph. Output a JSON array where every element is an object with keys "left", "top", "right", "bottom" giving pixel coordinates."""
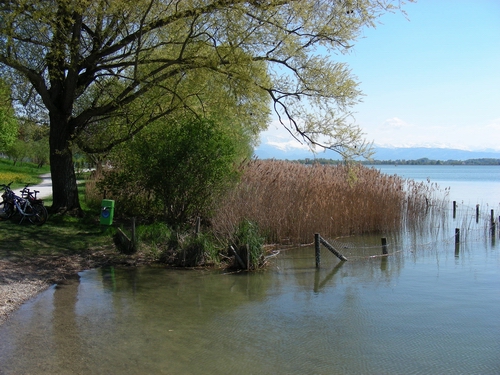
[
  {"left": 0, "top": 199, "right": 15, "bottom": 219},
  {"left": 28, "top": 203, "right": 48, "bottom": 225}
]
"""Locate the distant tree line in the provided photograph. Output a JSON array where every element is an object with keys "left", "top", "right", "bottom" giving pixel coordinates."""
[{"left": 295, "top": 157, "right": 500, "bottom": 166}]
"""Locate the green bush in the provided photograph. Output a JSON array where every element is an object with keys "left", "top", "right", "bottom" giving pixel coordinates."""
[
  {"left": 99, "top": 116, "right": 246, "bottom": 226},
  {"left": 231, "top": 220, "right": 265, "bottom": 270},
  {"left": 156, "top": 231, "right": 220, "bottom": 267},
  {"left": 136, "top": 223, "right": 222, "bottom": 267},
  {"left": 135, "top": 222, "right": 173, "bottom": 260}
]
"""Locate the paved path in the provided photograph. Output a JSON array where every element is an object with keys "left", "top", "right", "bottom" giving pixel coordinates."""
[{"left": 15, "top": 173, "right": 53, "bottom": 199}]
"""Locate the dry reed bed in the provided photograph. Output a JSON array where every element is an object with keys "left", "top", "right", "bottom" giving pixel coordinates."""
[{"left": 212, "top": 160, "right": 442, "bottom": 244}]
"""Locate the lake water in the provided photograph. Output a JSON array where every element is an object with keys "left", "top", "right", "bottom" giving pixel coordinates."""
[
  {"left": 374, "top": 164, "right": 500, "bottom": 207},
  {"left": 0, "top": 166, "right": 499, "bottom": 374}
]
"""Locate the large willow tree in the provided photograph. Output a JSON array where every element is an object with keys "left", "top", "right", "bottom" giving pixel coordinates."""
[
  {"left": 0, "top": 0, "right": 405, "bottom": 212},
  {"left": 0, "top": 80, "right": 18, "bottom": 152}
]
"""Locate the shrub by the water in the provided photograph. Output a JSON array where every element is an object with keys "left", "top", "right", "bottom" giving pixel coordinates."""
[{"left": 229, "top": 220, "right": 266, "bottom": 270}]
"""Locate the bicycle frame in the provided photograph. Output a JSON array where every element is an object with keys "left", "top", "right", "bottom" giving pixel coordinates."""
[
  {"left": 1, "top": 183, "right": 48, "bottom": 225},
  {"left": 12, "top": 195, "right": 37, "bottom": 223}
]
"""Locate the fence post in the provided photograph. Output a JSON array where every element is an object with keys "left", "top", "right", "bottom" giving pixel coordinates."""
[
  {"left": 381, "top": 237, "right": 388, "bottom": 255},
  {"left": 491, "top": 210, "right": 496, "bottom": 235},
  {"left": 476, "top": 204, "right": 479, "bottom": 223},
  {"left": 315, "top": 233, "right": 321, "bottom": 268},
  {"left": 195, "top": 217, "right": 201, "bottom": 236},
  {"left": 319, "top": 236, "right": 348, "bottom": 261},
  {"left": 453, "top": 201, "right": 457, "bottom": 218},
  {"left": 132, "top": 217, "right": 136, "bottom": 247},
  {"left": 455, "top": 228, "right": 460, "bottom": 257}
]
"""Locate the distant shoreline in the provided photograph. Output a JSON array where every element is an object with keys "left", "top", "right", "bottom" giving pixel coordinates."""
[{"left": 293, "top": 158, "right": 500, "bottom": 166}]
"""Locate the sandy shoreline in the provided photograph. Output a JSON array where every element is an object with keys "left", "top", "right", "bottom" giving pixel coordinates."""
[
  {"left": 0, "top": 174, "right": 158, "bottom": 326},
  {"left": 0, "top": 256, "right": 80, "bottom": 326},
  {"left": 0, "top": 251, "right": 153, "bottom": 326}
]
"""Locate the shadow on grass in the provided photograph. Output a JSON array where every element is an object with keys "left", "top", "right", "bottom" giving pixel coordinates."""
[{"left": 0, "top": 213, "right": 114, "bottom": 261}]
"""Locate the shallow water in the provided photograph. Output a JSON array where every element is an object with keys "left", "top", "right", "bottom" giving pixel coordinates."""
[
  {"left": 1, "top": 166, "right": 499, "bottom": 374},
  {"left": 1, "top": 229, "right": 499, "bottom": 374}
]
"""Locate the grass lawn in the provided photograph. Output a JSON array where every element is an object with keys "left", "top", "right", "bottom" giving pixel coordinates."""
[
  {"left": 0, "top": 158, "right": 119, "bottom": 261},
  {"left": 0, "top": 158, "right": 50, "bottom": 189}
]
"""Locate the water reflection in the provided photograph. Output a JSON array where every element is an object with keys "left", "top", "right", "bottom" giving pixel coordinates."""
[{"left": 1, "top": 228, "right": 499, "bottom": 374}]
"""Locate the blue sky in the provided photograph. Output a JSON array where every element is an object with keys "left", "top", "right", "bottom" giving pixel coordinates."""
[{"left": 260, "top": 0, "right": 500, "bottom": 152}]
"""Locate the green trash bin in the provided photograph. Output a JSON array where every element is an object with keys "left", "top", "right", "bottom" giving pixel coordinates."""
[{"left": 100, "top": 199, "right": 115, "bottom": 225}]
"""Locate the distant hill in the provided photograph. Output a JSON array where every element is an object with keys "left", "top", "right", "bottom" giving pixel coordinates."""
[{"left": 253, "top": 144, "right": 500, "bottom": 162}]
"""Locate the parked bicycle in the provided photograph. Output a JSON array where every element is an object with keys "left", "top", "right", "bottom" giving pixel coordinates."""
[{"left": 0, "top": 182, "right": 48, "bottom": 225}]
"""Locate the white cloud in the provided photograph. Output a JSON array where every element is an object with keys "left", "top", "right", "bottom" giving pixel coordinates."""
[
  {"left": 366, "top": 116, "right": 500, "bottom": 151},
  {"left": 380, "top": 117, "right": 412, "bottom": 130},
  {"left": 486, "top": 118, "right": 500, "bottom": 131},
  {"left": 258, "top": 120, "right": 310, "bottom": 151},
  {"left": 260, "top": 114, "right": 500, "bottom": 153},
  {"left": 266, "top": 140, "right": 309, "bottom": 151}
]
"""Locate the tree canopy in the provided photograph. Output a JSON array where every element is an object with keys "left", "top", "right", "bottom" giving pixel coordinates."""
[
  {"left": 0, "top": 80, "right": 18, "bottom": 152},
  {"left": 0, "top": 0, "right": 406, "bottom": 211}
]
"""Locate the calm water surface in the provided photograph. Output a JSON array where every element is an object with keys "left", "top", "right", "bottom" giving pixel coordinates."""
[
  {"left": 374, "top": 164, "right": 500, "bottom": 206},
  {"left": 0, "top": 166, "right": 499, "bottom": 374}
]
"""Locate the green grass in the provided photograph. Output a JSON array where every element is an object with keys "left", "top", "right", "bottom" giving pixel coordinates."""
[
  {"left": 0, "top": 216, "right": 113, "bottom": 260},
  {"left": 0, "top": 158, "right": 50, "bottom": 189},
  {"left": 0, "top": 158, "right": 117, "bottom": 261}
]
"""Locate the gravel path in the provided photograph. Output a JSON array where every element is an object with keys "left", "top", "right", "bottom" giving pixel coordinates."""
[{"left": 14, "top": 173, "right": 53, "bottom": 199}]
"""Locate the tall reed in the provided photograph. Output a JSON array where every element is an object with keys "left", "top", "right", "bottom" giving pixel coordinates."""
[{"left": 211, "top": 160, "right": 444, "bottom": 244}]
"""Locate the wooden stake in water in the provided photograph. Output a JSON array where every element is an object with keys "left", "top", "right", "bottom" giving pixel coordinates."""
[
  {"left": 319, "top": 236, "right": 348, "bottom": 261},
  {"left": 315, "top": 233, "right": 321, "bottom": 268},
  {"left": 381, "top": 237, "right": 388, "bottom": 255},
  {"left": 455, "top": 228, "right": 460, "bottom": 244},
  {"left": 132, "top": 217, "right": 136, "bottom": 248},
  {"left": 314, "top": 234, "right": 348, "bottom": 267},
  {"left": 246, "top": 244, "right": 250, "bottom": 271},
  {"left": 453, "top": 201, "right": 457, "bottom": 218},
  {"left": 476, "top": 205, "right": 480, "bottom": 223},
  {"left": 491, "top": 210, "right": 496, "bottom": 235}
]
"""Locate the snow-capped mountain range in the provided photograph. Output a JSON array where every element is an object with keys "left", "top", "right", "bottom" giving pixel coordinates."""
[{"left": 254, "top": 144, "right": 500, "bottom": 161}]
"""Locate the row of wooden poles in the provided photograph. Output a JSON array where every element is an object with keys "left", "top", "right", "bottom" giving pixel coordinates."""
[
  {"left": 453, "top": 201, "right": 498, "bottom": 225},
  {"left": 316, "top": 205, "right": 498, "bottom": 267}
]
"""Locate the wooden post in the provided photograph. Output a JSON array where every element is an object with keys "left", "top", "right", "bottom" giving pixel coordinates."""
[
  {"left": 315, "top": 233, "right": 321, "bottom": 268},
  {"left": 453, "top": 201, "right": 456, "bottom": 218},
  {"left": 381, "top": 237, "right": 388, "bottom": 255},
  {"left": 246, "top": 244, "right": 250, "bottom": 271},
  {"left": 195, "top": 217, "right": 201, "bottom": 236},
  {"left": 491, "top": 210, "right": 496, "bottom": 235},
  {"left": 132, "top": 217, "right": 136, "bottom": 246},
  {"left": 319, "top": 236, "right": 348, "bottom": 261},
  {"left": 476, "top": 204, "right": 479, "bottom": 223},
  {"left": 455, "top": 228, "right": 460, "bottom": 256},
  {"left": 230, "top": 245, "right": 246, "bottom": 269}
]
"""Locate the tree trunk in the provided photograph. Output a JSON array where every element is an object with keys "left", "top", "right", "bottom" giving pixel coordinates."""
[{"left": 49, "top": 112, "right": 81, "bottom": 213}]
